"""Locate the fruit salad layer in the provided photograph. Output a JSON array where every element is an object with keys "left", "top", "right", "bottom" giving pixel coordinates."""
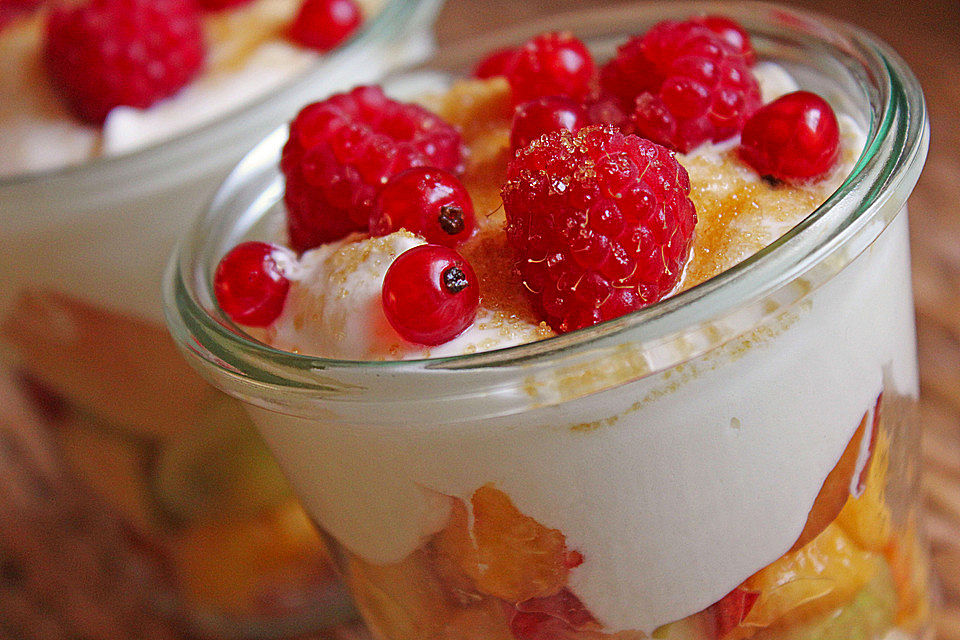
[
  {"left": 211, "top": 15, "right": 929, "bottom": 640},
  {"left": 0, "top": 0, "right": 382, "bottom": 178}
]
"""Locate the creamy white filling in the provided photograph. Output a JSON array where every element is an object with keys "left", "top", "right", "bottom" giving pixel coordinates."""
[{"left": 260, "top": 231, "right": 549, "bottom": 360}]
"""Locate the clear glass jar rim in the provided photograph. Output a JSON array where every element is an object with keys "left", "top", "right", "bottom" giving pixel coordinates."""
[
  {"left": 0, "top": 0, "right": 435, "bottom": 188},
  {"left": 165, "top": 0, "right": 929, "bottom": 384}
]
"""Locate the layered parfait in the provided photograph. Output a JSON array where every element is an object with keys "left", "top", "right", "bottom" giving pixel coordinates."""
[
  {"left": 0, "top": 0, "right": 418, "bottom": 633},
  {"left": 181, "top": 8, "right": 929, "bottom": 640}
]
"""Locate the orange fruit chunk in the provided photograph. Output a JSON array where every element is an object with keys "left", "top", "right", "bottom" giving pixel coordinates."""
[
  {"left": 172, "top": 502, "right": 326, "bottom": 614},
  {"left": 433, "top": 484, "right": 576, "bottom": 602},
  {"left": 836, "top": 429, "right": 892, "bottom": 553},
  {"left": 735, "top": 523, "right": 885, "bottom": 635},
  {"left": 346, "top": 549, "right": 453, "bottom": 640}
]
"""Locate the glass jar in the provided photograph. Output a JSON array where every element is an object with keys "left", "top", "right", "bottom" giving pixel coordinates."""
[
  {"left": 0, "top": 1, "right": 440, "bottom": 637},
  {"left": 164, "top": 3, "right": 931, "bottom": 640}
]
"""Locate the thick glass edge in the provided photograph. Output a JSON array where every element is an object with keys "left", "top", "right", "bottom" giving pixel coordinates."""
[
  {"left": 163, "top": 0, "right": 929, "bottom": 387},
  {"left": 0, "top": 0, "right": 436, "bottom": 188}
]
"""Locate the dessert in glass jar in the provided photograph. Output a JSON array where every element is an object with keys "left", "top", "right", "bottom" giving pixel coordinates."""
[
  {"left": 0, "top": 0, "right": 440, "bottom": 636},
  {"left": 164, "top": 3, "right": 931, "bottom": 640}
]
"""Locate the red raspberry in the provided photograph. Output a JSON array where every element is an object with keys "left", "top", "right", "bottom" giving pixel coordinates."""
[
  {"left": 502, "top": 126, "right": 697, "bottom": 333},
  {"left": 600, "top": 17, "right": 760, "bottom": 153},
  {"left": 739, "top": 91, "right": 840, "bottom": 183},
  {"left": 281, "top": 86, "right": 465, "bottom": 253},
  {"left": 288, "top": 0, "right": 363, "bottom": 53},
  {"left": 43, "top": 0, "right": 205, "bottom": 125},
  {"left": 506, "top": 32, "right": 595, "bottom": 105}
]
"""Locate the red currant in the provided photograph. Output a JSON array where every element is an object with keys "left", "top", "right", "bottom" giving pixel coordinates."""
[
  {"left": 288, "top": 0, "right": 362, "bottom": 53},
  {"left": 695, "top": 15, "right": 755, "bottom": 65},
  {"left": 739, "top": 91, "right": 840, "bottom": 183},
  {"left": 473, "top": 46, "right": 518, "bottom": 79},
  {"left": 381, "top": 245, "right": 479, "bottom": 346},
  {"left": 370, "top": 168, "right": 476, "bottom": 248},
  {"left": 214, "top": 241, "right": 293, "bottom": 327},
  {"left": 510, "top": 96, "right": 589, "bottom": 151},
  {"left": 506, "top": 32, "right": 595, "bottom": 105}
]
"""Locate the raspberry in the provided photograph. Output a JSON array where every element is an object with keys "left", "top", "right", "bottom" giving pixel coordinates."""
[
  {"left": 506, "top": 32, "right": 595, "bottom": 105},
  {"left": 739, "top": 91, "right": 840, "bottom": 183},
  {"left": 43, "top": 0, "right": 205, "bottom": 125},
  {"left": 501, "top": 126, "right": 697, "bottom": 333},
  {"left": 600, "top": 17, "right": 760, "bottom": 152},
  {"left": 288, "top": 0, "right": 363, "bottom": 53},
  {"left": 281, "top": 86, "right": 465, "bottom": 253}
]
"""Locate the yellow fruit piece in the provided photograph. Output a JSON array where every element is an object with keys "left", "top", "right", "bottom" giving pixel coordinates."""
[
  {"left": 433, "top": 484, "right": 573, "bottom": 603},
  {"left": 836, "top": 429, "right": 892, "bottom": 553},
  {"left": 172, "top": 502, "right": 326, "bottom": 614},
  {"left": 741, "top": 523, "right": 885, "bottom": 631},
  {"left": 346, "top": 550, "right": 453, "bottom": 640}
]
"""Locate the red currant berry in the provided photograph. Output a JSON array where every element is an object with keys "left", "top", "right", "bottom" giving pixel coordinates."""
[
  {"left": 510, "top": 96, "right": 589, "bottom": 151},
  {"left": 381, "top": 245, "right": 479, "bottom": 346},
  {"left": 739, "top": 91, "right": 840, "bottom": 183},
  {"left": 506, "top": 32, "right": 595, "bottom": 104},
  {"left": 214, "top": 241, "right": 293, "bottom": 327},
  {"left": 472, "top": 46, "right": 518, "bottom": 79},
  {"left": 288, "top": 0, "right": 362, "bottom": 53},
  {"left": 694, "top": 15, "right": 755, "bottom": 65},
  {"left": 370, "top": 168, "right": 476, "bottom": 248}
]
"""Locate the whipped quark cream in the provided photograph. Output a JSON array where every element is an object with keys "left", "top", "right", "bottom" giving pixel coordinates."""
[
  {"left": 244, "top": 65, "right": 913, "bottom": 634},
  {"left": 0, "top": 0, "right": 382, "bottom": 178}
]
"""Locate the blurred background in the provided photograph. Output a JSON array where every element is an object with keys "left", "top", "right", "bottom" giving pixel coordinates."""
[{"left": 1, "top": 0, "right": 957, "bottom": 638}]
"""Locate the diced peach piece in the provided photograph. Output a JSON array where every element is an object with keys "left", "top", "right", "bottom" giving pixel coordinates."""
[
  {"left": 172, "top": 502, "right": 326, "bottom": 614},
  {"left": 836, "top": 429, "right": 892, "bottom": 553},
  {"left": 346, "top": 549, "right": 453, "bottom": 640},
  {"left": 792, "top": 396, "right": 880, "bottom": 551},
  {"left": 433, "top": 484, "right": 576, "bottom": 603},
  {"left": 732, "top": 523, "right": 885, "bottom": 637},
  {"left": 1, "top": 290, "right": 209, "bottom": 440}
]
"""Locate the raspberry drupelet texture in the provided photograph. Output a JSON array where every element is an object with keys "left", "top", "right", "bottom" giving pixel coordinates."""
[
  {"left": 43, "top": 0, "right": 205, "bottom": 125},
  {"left": 510, "top": 96, "right": 589, "bottom": 152},
  {"left": 506, "top": 32, "right": 596, "bottom": 105},
  {"left": 281, "top": 86, "right": 465, "bottom": 253},
  {"left": 600, "top": 17, "right": 760, "bottom": 153},
  {"left": 502, "top": 126, "right": 697, "bottom": 333}
]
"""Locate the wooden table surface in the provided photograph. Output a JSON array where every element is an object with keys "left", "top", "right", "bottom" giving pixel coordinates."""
[{"left": 437, "top": 1, "right": 960, "bottom": 638}]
